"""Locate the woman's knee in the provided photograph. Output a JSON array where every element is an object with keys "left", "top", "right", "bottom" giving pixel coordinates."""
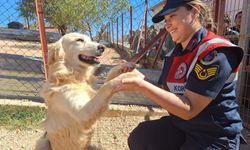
[
  {"left": 127, "top": 117, "right": 186, "bottom": 150},
  {"left": 127, "top": 122, "right": 149, "bottom": 149},
  {"left": 127, "top": 130, "right": 137, "bottom": 150}
]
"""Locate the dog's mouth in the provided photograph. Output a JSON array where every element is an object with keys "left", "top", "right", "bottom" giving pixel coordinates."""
[{"left": 78, "top": 54, "right": 100, "bottom": 64}]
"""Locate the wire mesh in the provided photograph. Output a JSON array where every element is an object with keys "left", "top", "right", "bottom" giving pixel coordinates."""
[{"left": 0, "top": 0, "right": 44, "bottom": 100}]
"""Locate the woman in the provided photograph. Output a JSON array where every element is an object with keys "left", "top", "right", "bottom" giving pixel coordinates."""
[{"left": 111, "top": 0, "right": 245, "bottom": 149}]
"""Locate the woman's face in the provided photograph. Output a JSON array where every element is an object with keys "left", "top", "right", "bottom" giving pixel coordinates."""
[{"left": 164, "top": 6, "right": 197, "bottom": 45}]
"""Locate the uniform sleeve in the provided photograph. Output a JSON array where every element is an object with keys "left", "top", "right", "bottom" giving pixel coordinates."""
[{"left": 185, "top": 47, "right": 241, "bottom": 99}]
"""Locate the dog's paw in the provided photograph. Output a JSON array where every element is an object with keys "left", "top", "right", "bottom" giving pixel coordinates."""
[
  {"left": 105, "top": 63, "right": 136, "bottom": 82},
  {"left": 119, "top": 71, "right": 142, "bottom": 79}
]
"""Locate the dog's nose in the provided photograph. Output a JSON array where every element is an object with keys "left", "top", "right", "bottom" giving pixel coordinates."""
[{"left": 97, "top": 45, "right": 105, "bottom": 53}]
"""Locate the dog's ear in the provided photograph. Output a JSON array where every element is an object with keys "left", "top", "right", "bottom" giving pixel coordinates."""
[
  {"left": 47, "top": 40, "right": 64, "bottom": 65},
  {"left": 47, "top": 39, "right": 72, "bottom": 84}
]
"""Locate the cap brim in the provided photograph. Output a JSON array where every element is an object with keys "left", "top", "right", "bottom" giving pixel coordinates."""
[{"left": 152, "top": 8, "right": 178, "bottom": 23}]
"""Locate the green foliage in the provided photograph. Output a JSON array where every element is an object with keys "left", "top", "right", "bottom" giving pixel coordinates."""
[
  {"left": 16, "top": 0, "right": 36, "bottom": 29},
  {"left": 0, "top": 105, "right": 46, "bottom": 130},
  {"left": 16, "top": 0, "right": 129, "bottom": 36},
  {"left": 76, "top": 0, "right": 129, "bottom": 39}
]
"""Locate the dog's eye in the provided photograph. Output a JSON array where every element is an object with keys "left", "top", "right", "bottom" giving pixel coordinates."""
[{"left": 76, "top": 39, "right": 84, "bottom": 42}]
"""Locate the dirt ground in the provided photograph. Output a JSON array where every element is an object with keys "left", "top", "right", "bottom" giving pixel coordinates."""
[
  {"left": 0, "top": 103, "right": 249, "bottom": 150},
  {"left": 0, "top": 113, "right": 157, "bottom": 150},
  {"left": 0, "top": 99, "right": 167, "bottom": 150}
]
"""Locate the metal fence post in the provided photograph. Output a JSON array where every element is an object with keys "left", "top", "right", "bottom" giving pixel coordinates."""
[
  {"left": 117, "top": 17, "right": 119, "bottom": 48},
  {"left": 122, "top": 13, "right": 124, "bottom": 51},
  {"left": 109, "top": 23, "right": 111, "bottom": 42},
  {"left": 239, "top": 0, "right": 250, "bottom": 51},
  {"left": 106, "top": 23, "right": 109, "bottom": 42},
  {"left": 145, "top": 0, "right": 148, "bottom": 48},
  {"left": 130, "top": 6, "right": 133, "bottom": 49},
  {"left": 238, "top": 0, "right": 250, "bottom": 130},
  {"left": 214, "top": 0, "right": 226, "bottom": 35},
  {"left": 112, "top": 21, "right": 114, "bottom": 45},
  {"left": 35, "top": 0, "right": 48, "bottom": 80}
]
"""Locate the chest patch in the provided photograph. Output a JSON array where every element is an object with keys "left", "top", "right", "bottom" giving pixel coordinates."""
[
  {"left": 175, "top": 63, "right": 187, "bottom": 80},
  {"left": 194, "top": 63, "right": 218, "bottom": 80}
]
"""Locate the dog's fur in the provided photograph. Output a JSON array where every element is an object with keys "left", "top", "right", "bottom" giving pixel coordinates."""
[{"left": 35, "top": 33, "right": 138, "bottom": 150}]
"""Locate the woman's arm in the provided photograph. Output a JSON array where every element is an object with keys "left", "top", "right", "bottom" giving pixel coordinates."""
[{"left": 112, "top": 77, "right": 211, "bottom": 120}]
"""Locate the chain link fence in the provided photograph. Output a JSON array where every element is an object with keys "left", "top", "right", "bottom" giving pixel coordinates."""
[
  {"left": 0, "top": 0, "right": 44, "bottom": 101},
  {"left": 0, "top": 0, "right": 131, "bottom": 101}
]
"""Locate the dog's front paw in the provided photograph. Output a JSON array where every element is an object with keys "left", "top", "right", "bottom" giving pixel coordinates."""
[{"left": 105, "top": 63, "right": 136, "bottom": 82}]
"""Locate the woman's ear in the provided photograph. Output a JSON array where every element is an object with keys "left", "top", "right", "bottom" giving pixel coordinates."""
[{"left": 192, "top": 5, "right": 201, "bottom": 20}]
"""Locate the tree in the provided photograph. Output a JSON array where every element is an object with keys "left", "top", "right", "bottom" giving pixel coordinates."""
[
  {"left": 16, "top": 0, "right": 129, "bottom": 37},
  {"left": 82, "top": 0, "right": 130, "bottom": 41},
  {"left": 16, "top": 0, "right": 36, "bottom": 29},
  {"left": 43, "top": 0, "right": 129, "bottom": 37}
]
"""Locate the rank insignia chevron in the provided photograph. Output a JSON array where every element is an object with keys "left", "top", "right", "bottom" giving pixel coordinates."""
[{"left": 194, "top": 63, "right": 218, "bottom": 80}]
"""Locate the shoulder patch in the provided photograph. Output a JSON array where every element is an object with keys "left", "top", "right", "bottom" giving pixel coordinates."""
[
  {"left": 194, "top": 63, "right": 218, "bottom": 80},
  {"left": 200, "top": 51, "right": 218, "bottom": 65}
]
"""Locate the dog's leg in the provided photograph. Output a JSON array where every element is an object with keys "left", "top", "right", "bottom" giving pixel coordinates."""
[
  {"left": 105, "top": 63, "right": 136, "bottom": 82},
  {"left": 74, "top": 72, "right": 140, "bottom": 126},
  {"left": 55, "top": 72, "right": 136, "bottom": 129},
  {"left": 75, "top": 83, "right": 115, "bottom": 127}
]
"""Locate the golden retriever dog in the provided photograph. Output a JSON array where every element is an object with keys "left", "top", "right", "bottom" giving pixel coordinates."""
[{"left": 35, "top": 32, "right": 139, "bottom": 150}]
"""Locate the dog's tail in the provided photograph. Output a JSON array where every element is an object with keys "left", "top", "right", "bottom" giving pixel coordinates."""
[{"left": 35, "top": 132, "right": 52, "bottom": 150}]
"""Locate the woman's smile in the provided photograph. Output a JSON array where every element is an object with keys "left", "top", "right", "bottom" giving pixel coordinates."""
[{"left": 169, "top": 29, "right": 177, "bottom": 35}]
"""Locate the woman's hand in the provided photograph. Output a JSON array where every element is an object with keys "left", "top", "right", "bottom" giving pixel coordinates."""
[{"left": 111, "top": 73, "right": 145, "bottom": 93}]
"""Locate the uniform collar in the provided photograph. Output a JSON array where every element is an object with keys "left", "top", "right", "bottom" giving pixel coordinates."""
[
  {"left": 186, "top": 27, "right": 207, "bottom": 51},
  {"left": 174, "top": 27, "right": 207, "bottom": 55}
]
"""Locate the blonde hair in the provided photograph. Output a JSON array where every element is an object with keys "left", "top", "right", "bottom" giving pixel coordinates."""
[{"left": 185, "top": 0, "right": 216, "bottom": 32}]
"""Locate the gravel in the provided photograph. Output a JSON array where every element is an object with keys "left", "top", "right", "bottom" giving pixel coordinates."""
[{"left": 0, "top": 101, "right": 166, "bottom": 150}]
